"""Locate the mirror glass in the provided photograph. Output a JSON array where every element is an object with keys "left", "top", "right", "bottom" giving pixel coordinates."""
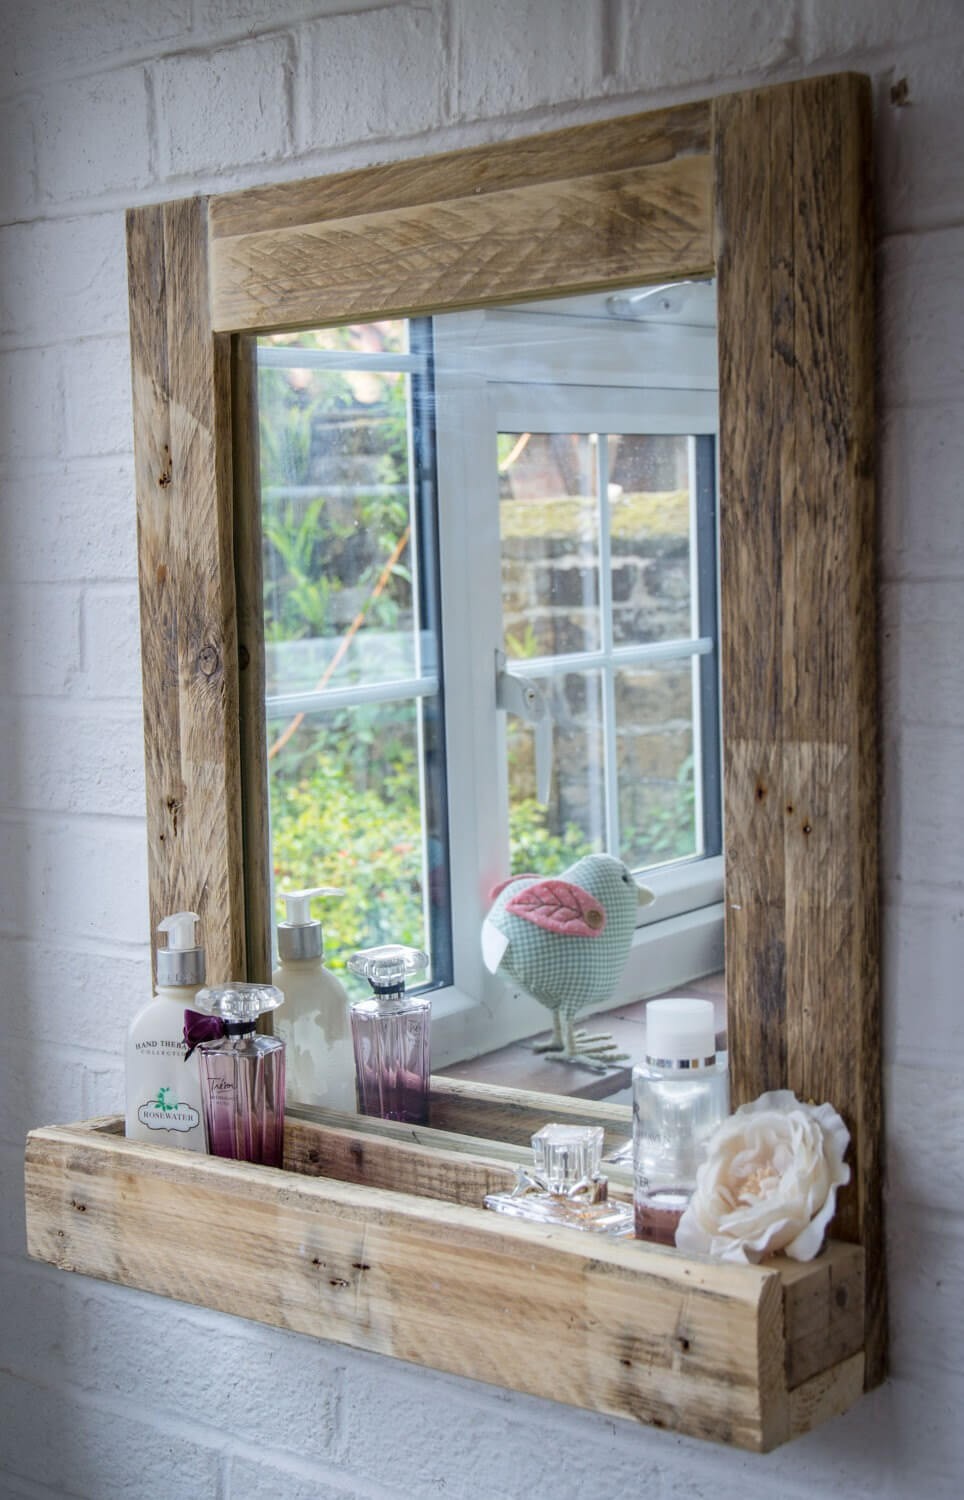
[{"left": 253, "top": 279, "right": 724, "bottom": 1116}]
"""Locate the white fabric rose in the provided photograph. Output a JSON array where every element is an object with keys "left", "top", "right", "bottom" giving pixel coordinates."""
[{"left": 675, "top": 1090, "right": 851, "bottom": 1264}]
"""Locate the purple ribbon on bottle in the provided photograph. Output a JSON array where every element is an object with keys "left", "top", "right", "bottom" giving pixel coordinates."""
[{"left": 183, "top": 1009, "right": 225, "bottom": 1059}]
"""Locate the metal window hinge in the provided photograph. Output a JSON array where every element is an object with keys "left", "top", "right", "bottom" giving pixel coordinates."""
[{"left": 495, "top": 649, "right": 553, "bottom": 805}]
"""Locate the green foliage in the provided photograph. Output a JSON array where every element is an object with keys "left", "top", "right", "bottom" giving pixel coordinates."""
[
  {"left": 508, "top": 797, "right": 595, "bottom": 872},
  {"left": 260, "top": 328, "right": 703, "bottom": 983}
]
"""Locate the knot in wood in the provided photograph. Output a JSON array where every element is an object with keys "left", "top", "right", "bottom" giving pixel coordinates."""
[{"left": 198, "top": 644, "right": 220, "bottom": 677}]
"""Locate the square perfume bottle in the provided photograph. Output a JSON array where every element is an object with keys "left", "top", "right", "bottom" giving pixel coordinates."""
[{"left": 484, "top": 1123, "right": 634, "bottom": 1236}]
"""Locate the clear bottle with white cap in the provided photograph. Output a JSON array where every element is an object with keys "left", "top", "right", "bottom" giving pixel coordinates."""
[
  {"left": 271, "top": 886, "right": 355, "bottom": 1112},
  {"left": 125, "top": 911, "right": 208, "bottom": 1151},
  {"left": 632, "top": 997, "right": 729, "bottom": 1245}
]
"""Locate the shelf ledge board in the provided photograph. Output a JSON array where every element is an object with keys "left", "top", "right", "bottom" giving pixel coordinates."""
[{"left": 24, "top": 1115, "right": 864, "bottom": 1453}]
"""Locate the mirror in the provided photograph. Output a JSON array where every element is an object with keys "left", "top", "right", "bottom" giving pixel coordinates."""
[
  {"left": 128, "top": 73, "right": 880, "bottom": 1378},
  {"left": 251, "top": 280, "right": 724, "bottom": 1113}
]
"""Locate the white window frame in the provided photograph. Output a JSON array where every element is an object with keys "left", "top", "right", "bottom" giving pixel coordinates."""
[{"left": 428, "top": 296, "right": 724, "bottom": 1066}]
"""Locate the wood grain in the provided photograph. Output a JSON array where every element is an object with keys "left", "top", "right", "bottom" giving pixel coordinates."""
[
  {"left": 230, "top": 335, "right": 272, "bottom": 983},
  {"left": 25, "top": 1118, "right": 864, "bottom": 1452},
  {"left": 428, "top": 1076, "right": 631, "bottom": 1154},
  {"left": 284, "top": 1115, "right": 519, "bottom": 1204},
  {"left": 209, "top": 101, "right": 710, "bottom": 238},
  {"left": 127, "top": 197, "right": 245, "bottom": 984},
  {"left": 714, "top": 75, "right": 882, "bottom": 1386},
  {"left": 210, "top": 157, "right": 714, "bottom": 335}
]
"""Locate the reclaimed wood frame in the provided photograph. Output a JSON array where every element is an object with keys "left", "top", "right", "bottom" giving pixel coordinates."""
[{"left": 26, "top": 72, "right": 881, "bottom": 1445}]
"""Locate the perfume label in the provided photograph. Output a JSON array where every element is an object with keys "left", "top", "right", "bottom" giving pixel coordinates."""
[{"left": 137, "top": 1087, "right": 201, "bottom": 1133}]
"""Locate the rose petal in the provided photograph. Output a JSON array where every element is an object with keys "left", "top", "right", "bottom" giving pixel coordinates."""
[{"left": 671, "top": 1091, "right": 851, "bottom": 1265}]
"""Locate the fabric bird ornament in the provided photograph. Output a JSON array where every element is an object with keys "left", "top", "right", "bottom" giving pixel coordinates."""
[{"left": 481, "top": 853, "right": 655, "bottom": 1070}]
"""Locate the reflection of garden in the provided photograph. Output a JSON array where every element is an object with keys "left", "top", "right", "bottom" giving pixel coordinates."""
[{"left": 260, "top": 328, "right": 695, "bottom": 981}]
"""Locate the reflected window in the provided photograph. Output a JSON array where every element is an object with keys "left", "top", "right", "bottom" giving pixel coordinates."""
[{"left": 254, "top": 284, "right": 722, "bottom": 1050}]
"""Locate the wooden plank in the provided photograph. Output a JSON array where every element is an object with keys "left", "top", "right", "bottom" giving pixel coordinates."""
[
  {"left": 283, "top": 1115, "right": 519, "bottom": 1204},
  {"left": 428, "top": 1076, "right": 631, "bottom": 1154},
  {"left": 714, "top": 75, "right": 882, "bottom": 1387},
  {"left": 209, "top": 101, "right": 711, "bottom": 239},
  {"left": 210, "top": 156, "right": 714, "bottom": 335},
  {"left": 26, "top": 1119, "right": 853, "bottom": 1452},
  {"left": 127, "top": 197, "right": 245, "bottom": 984},
  {"left": 788, "top": 1352, "right": 865, "bottom": 1439},
  {"left": 779, "top": 1241, "right": 865, "bottom": 1389},
  {"left": 231, "top": 334, "right": 272, "bottom": 983},
  {"left": 716, "top": 81, "right": 793, "bottom": 1121}
]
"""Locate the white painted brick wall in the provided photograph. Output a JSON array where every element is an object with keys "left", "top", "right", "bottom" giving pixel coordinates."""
[
  {"left": 34, "top": 66, "right": 155, "bottom": 204},
  {"left": 298, "top": 5, "right": 446, "bottom": 149},
  {"left": 614, "top": 0, "right": 801, "bottom": 92},
  {"left": 0, "top": 215, "right": 130, "bottom": 347},
  {"left": 2, "top": 2, "right": 964, "bottom": 1497},
  {"left": 154, "top": 32, "right": 294, "bottom": 176}
]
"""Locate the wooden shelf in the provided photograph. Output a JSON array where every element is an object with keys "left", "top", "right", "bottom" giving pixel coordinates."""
[{"left": 25, "top": 1111, "right": 865, "bottom": 1452}]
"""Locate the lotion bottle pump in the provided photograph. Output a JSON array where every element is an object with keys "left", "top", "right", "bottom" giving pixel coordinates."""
[
  {"left": 271, "top": 886, "right": 355, "bottom": 1112},
  {"left": 125, "top": 911, "right": 208, "bottom": 1152}
]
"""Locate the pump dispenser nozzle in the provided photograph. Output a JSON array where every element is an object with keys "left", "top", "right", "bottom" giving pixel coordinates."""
[
  {"left": 156, "top": 910, "right": 205, "bottom": 988},
  {"left": 277, "top": 886, "right": 344, "bottom": 962}
]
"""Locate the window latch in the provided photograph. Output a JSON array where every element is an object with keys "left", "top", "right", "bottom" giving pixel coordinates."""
[{"left": 495, "top": 650, "right": 553, "bottom": 805}]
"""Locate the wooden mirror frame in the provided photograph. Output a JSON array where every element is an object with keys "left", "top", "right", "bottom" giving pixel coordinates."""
[{"left": 127, "top": 73, "right": 881, "bottom": 1382}]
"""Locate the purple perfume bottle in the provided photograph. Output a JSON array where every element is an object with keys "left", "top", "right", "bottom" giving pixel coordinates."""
[
  {"left": 347, "top": 945, "right": 430, "bottom": 1124},
  {"left": 189, "top": 984, "right": 286, "bottom": 1167}
]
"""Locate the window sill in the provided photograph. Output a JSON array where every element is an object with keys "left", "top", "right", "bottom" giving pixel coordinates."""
[
  {"left": 435, "top": 972, "right": 725, "bottom": 1104},
  {"left": 25, "top": 1098, "right": 865, "bottom": 1452}
]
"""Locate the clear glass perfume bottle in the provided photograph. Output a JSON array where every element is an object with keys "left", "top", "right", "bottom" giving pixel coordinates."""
[
  {"left": 484, "top": 1124, "right": 634, "bottom": 1236},
  {"left": 633, "top": 998, "right": 729, "bottom": 1245},
  {"left": 190, "top": 984, "right": 286, "bottom": 1167},
  {"left": 347, "top": 945, "right": 431, "bottom": 1124}
]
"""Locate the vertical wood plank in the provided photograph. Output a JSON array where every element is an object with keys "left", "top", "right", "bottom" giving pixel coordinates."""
[
  {"left": 128, "top": 197, "right": 246, "bottom": 984},
  {"left": 232, "top": 335, "right": 272, "bottom": 983},
  {"left": 716, "top": 85, "right": 794, "bottom": 1107},
  {"left": 715, "top": 75, "right": 882, "bottom": 1386}
]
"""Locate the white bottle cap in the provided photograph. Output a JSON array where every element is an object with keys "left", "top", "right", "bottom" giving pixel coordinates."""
[
  {"left": 277, "top": 886, "right": 343, "bottom": 962},
  {"left": 645, "top": 998, "right": 717, "bottom": 1071},
  {"left": 156, "top": 911, "right": 205, "bottom": 988}
]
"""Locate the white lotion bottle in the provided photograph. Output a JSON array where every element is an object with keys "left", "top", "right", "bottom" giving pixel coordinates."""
[
  {"left": 125, "top": 910, "right": 208, "bottom": 1151},
  {"left": 271, "top": 886, "right": 356, "bottom": 1112}
]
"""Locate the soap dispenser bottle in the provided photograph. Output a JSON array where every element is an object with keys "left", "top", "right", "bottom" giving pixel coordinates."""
[
  {"left": 271, "top": 886, "right": 355, "bottom": 1112},
  {"left": 125, "top": 911, "right": 208, "bottom": 1151},
  {"left": 347, "top": 945, "right": 431, "bottom": 1124},
  {"left": 189, "top": 983, "right": 286, "bottom": 1166}
]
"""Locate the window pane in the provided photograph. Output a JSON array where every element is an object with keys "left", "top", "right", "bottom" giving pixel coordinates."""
[
  {"left": 609, "top": 433, "right": 693, "bottom": 646},
  {"left": 267, "top": 699, "right": 436, "bottom": 996},
  {"left": 257, "top": 321, "right": 450, "bottom": 1001},
  {"left": 507, "top": 670, "right": 604, "bottom": 873},
  {"left": 615, "top": 661, "right": 698, "bottom": 869},
  {"left": 499, "top": 431, "right": 600, "bottom": 658},
  {"left": 259, "top": 346, "right": 416, "bottom": 697}
]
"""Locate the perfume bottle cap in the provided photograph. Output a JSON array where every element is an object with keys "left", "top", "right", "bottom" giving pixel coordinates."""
[
  {"left": 156, "top": 911, "right": 205, "bottom": 988},
  {"left": 195, "top": 983, "right": 284, "bottom": 1027},
  {"left": 531, "top": 1123, "right": 605, "bottom": 1194},
  {"left": 277, "top": 886, "right": 344, "bottom": 962},
  {"left": 348, "top": 944, "right": 429, "bottom": 994},
  {"left": 645, "top": 997, "right": 716, "bottom": 1070}
]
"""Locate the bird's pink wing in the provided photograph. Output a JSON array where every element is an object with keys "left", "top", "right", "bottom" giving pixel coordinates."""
[{"left": 506, "top": 879, "right": 607, "bottom": 937}]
